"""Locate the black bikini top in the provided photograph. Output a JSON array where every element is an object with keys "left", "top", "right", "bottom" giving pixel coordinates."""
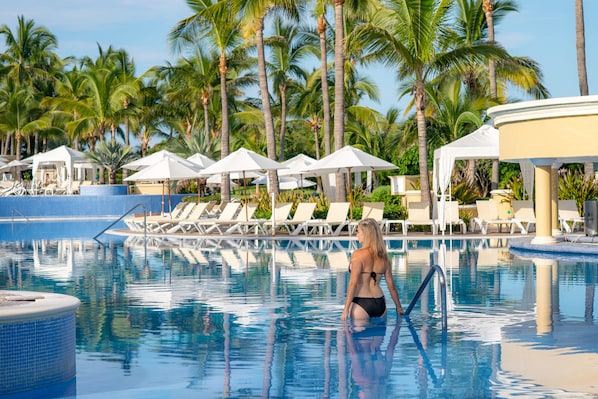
[{"left": 348, "top": 262, "right": 382, "bottom": 284}]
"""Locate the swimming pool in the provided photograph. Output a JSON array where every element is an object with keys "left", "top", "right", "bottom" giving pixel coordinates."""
[{"left": 1, "top": 222, "right": 598, "bottom": 398}]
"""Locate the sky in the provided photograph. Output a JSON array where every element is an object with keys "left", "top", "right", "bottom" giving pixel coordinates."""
[{"left": 2, "top": 0, "right": 597, "bottom": 115}]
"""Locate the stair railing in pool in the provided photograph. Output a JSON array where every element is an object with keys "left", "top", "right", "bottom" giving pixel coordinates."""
[
  {"left": 404, "top": 264, "right": 448, "bottom": 330},
  {"left": 10, "top": 208, "right": 30, "bottom": 222},
  {"left": 93, "top": 203, "right": 147, "bottom": 240}
]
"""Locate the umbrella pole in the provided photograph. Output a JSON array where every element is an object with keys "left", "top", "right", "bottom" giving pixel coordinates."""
[
  {"left": 243, "top": 171, "right": 248, "bottom": 221},
  {"left": 197, "top": 179, "right": 201, "bottom": 204},
  {"left": 168, "top": 179, "right": 172, "bottom": 216},
  {"left": 347, "top": 168, "right": 353, "bottom": 220},
  {"left": 161, "top": 181, "right": 165, "bottom": 216}
]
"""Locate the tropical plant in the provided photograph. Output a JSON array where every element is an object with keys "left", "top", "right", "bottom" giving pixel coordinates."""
[
  {"left": 170, "top": 0, "right": 243, "bottom": 202},
  {"left": 350, "top": 0, "right": 510, "bottom": 210},
  {"left": 558, "top": 169, "right": 598, "bottom": 212},
  {"left": 370, "top": 185, "right": 406, "bottom": 220},
  {"left": 85, "top": 140, "right": 136, "bottom": 184}
]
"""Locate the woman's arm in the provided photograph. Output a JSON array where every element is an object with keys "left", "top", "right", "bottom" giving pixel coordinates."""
[
  {"left": 385, "top": 264, "right": 404, "bottom": 315},
  {"left": 341, "top": 250, "right": 364, "bottom": 320}
]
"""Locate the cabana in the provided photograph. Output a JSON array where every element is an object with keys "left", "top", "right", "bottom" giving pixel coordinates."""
[
  {"left": 29, "top": 145, "right": 91, "bottom": 194},
  {"left": 432, "top": 125, "right": 534, "bottom": 232}
]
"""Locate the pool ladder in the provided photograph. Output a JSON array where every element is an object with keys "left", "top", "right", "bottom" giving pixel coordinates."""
[
  {"left": 404, "top": 264, "right": 448, "bottom": 330},
  {"left": 93, "top": 203, "right": 147, "bottom": 240}
]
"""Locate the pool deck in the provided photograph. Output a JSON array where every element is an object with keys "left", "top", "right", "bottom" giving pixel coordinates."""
[{"left": 107, "top": 226, "right": 598, "bottom": 259}]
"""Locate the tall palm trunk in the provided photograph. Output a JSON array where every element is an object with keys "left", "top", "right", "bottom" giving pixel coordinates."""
[
  {"left": 278, "top": 83, "right": 287, "bottom": 161},
  {"left": 575, "top": 0, "right": 593, "bottom": 179},
  {"left": 123, "top": 98, "right": 130, "bottom": 180},
  {"left": 15, "top": 132, "right": 22, "bottom": 160},
  {"left": 415, "top": 79, "right": 431, "bottom": 211},
  {"left": 318, "top": 14, "right": 332, "bottom": 157},
  {"left": 219, "top": 54, "right": 231, "bottom": 202},
  {"left": 202, "top": 90, "right": 210, "bottom": 144},
  {"left": 333, "top": 0, "right": 346, "bottom": 202},
  {"left": 256, "top": 17, "right": 279, "bottom": 195},
  {"left": 483, "top": 0, "right": 499, "bottom": 190}
]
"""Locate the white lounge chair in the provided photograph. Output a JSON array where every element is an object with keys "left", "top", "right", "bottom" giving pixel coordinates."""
[
  {"left": 435, "top": 201, "right": 466, "bottom": 234},
  {"left": 291, "top": 202, "right": 350, "bottom": 236},
  {"left": 404, "top": 201, "right": 436, "bottom": 235},
  {"left": 203, "top": 203, "right": 258, "bottom": 235},
  {"left": 558, "top": 199, "right": 584, "bottom": 233},
  {"left": 348, "top": 202, "right": 385, "bottom": 235},
  {"left": 258, "top": 202, "right": 294, "bottom": 235},
  {"left": 163, "top": 202, "right": 213, "bottom": 233},
  {"left": 124, "top": 202, "right": 192, "bottom": 231},
  {"left": 275, "top": 202, "right": 317, "bottom": 234},
  {"left": 178, "top": 202, "right": 241, "bottom": 234},
  {"left": 510, "top": 200, "right": 536, "bottom": 234},
  {"left": 470, "top": 200, "right": 512, "bottom": 234}
]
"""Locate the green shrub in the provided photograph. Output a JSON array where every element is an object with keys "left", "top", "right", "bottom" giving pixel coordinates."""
[{"left": 370, "top": 186, "right": 406, "bottom": 219}]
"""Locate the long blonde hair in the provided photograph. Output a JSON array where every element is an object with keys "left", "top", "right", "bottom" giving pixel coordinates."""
[{"left": 358, "top": 218, "right": 389, "bottom": 265}]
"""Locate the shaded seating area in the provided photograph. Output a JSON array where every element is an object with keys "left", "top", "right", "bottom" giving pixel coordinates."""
[{"left": 470, "top": 200, "right": 512, "bottom": 234}]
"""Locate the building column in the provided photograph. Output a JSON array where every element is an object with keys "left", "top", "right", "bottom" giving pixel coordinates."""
[
  {"left": 551, "top": 166, "right": 561, "bottom": 236},
  {"left": 532, "top": 164, "right": 557, "bottom": 244}
]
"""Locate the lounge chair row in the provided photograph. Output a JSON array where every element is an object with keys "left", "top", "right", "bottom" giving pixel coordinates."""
[{"left": 124, "top": 198, "right": 582, "bottom": 237}]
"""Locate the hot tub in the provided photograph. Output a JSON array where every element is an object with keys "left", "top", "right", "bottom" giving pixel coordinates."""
[{"left": 0, "top": 290, "right": 80, "bottom": 395}]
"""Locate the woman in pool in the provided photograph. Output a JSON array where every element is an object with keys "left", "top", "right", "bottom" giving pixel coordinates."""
[{"left": 341, "top": 218, "right": 404, "bottom": 320}]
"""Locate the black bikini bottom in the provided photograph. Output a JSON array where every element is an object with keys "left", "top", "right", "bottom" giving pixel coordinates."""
[{"left": 352, "top": 296, "right": 386, "bottom": 318}]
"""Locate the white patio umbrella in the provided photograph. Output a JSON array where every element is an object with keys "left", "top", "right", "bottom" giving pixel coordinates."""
[
  {"left": 199, "top": 147, "right": 285, "bottom": 219},
  {"left": 207, "top": 171, "right": 263, "bottom": 185},
  {"left": 0, "top": 159, "right": 32, "bottom": 180},
  {"left": 124, "top": 157, "right": 202, "bottom": 215},
  {"left": 302, "top": 145, "right": 397, "bottom": 219},
  {"left": 186, "top": 153, "right": 216, "bottom": 202},
  {"left": 278, "top": 153, "right": 317, "bottom": 195},
  {"left": 187, "top": 153, "right": 216, "bottom": 169},
  {"left": 252, "top": 175, "right": 316, "bottom": 191},
  {"left": 123, "top": 149, "right": 198, "bottom": 171},
  {"left": 278, "top": 154, "right": 317, "bottom": 178}
]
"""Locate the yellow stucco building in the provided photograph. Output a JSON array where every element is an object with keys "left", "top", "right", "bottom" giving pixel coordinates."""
[{"left": 488, "top": 95, "right": 598, "bottom": 244}]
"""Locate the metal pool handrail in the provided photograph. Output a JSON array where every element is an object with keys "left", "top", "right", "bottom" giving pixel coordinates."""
[
  {"left": 404, "top": 264, "right": 448, "bottom": 330},
  {"left": 93, "top": 203, "right": 147, "bottom": 240}
]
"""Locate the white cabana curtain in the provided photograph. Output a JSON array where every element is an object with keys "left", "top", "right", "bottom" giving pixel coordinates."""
[
  {"left": 432, "top": 124, "right": 535, "bottom": 231},
  {"left": 30, "top": 145, "right": 87, "bottom": 194}
]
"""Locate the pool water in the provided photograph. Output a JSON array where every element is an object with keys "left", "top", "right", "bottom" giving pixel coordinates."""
[{"left": 1, "top": 222, "right": 598, "bottom": 398}]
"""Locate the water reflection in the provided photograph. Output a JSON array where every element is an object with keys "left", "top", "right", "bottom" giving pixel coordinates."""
[
  {"left": 0, "top": 236, "right": 597, "bottom": 397},
  {"left": 344, "top": 321, "right": 401, "bottom": 398}
]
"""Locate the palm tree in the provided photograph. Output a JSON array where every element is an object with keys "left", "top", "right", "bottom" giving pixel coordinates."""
[
  {"left": 266, "top": 16, "right": 310, "bottom": 161},
  {"left": 350, "top": 0, "right": 510, "bottom": 209},
  {"left": 0, "top": 16, "right": 61, "bottom": 158},
  {"left": 333, "top": 0, "right": 347, "bottom": 202},
  {"left": 0, "top": 80, "right": 40, "bottom": 159},
  {"left": 238, "top": 0, "right": 302, "bottom": 196},
  {"left": 85, "top": 140, "right": 136, "bottom": 184},
  {"left": 170, "top": 0, "right": 242, "bottom": 202},
  {"left": 575, "top": 0, "right": 592, "bottom": 179}
]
